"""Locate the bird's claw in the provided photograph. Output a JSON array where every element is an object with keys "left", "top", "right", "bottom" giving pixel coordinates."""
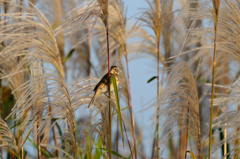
[
  {"left": 104, "top": 93, "right": 111, "bottom": 101},
  {"left": 104, "top": 93, "right": 109, "bottom": 98}
]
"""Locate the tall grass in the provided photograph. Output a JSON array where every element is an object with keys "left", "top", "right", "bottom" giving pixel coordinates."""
[{"left": 1, "top": 0, "right": 240, "bottom": 158}]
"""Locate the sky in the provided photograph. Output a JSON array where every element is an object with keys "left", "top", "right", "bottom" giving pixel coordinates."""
[{"left": 122, "top": 0, "right": 160, "bottom": 158}]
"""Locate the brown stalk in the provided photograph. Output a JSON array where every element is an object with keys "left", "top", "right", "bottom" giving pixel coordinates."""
[
  {"left": 124, "top": 49, "right": 136, "bottom": 159},
  {"left": 37, "top": 121, "right": 41, "bottom": 159},
  {"left": 154, "top": 0, "right": 163, "bottom": 158},
  {"left": 97, "top": 0, "right": 111, "bottom": 157},
  {"left": 99, "top": 0, "right": 112, "bottom": 158},
  {"left": 234, "top": 106, "right": 240, "bottom": 158},
  {"left": 18, "top": 1, "right": 24, "bottom": 158},
  {"left": 107, "top": 21, "right": 112, "bottom": 159},
  {"left": 198, "top": 129, "right": 201, "bottom": 159},
  {"left": 117, "top": 117, "right": 119, "bottom": 159},
  {"left": 209, "top": 1, "right": 220, "bottom": 159},
  {"left": 0, "top": 1, "right": 4, "bottom": 157},
  {"left": 179, "top": 107, "right": 184, "bottom": 159},
  {"left": 2, "top": 1, "right": 8, "bottom": 48},
  {"left": 120, "top": 113, "right": 133, "bottom": 159},
  {"left": 184, "top": 108, "right": 189, "bottom": 159},
  {"left": 156, "top": 38, "right": 161, "bottom": 159},
  {"left": 88, "top": 28, "right": 92, "bottom": 77},
  {"left": 0, "top": 71, "right": 3, "bottom": 159},
  {"left": 49, "top": 106, "right": 59, "bottom": 157},
  {"left": 55, "top": 0, "right": 65, "bottom": 69}
]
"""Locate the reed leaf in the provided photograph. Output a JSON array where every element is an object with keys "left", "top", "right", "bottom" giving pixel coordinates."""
[{"left": 110, "top": 76, "right": 124, "bottom": 142}]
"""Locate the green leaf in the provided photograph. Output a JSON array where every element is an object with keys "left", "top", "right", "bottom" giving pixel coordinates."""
[
  {"left": 93, "top": 137, "right": 103, "bottom": 159},
  {"left": 112, "top": 106, "right": 130, "bottom": 116},
  {"left": 110, "top": 76, "right": 124, "bottom": 146},
  {"left": 64, "top": 49, "right": 75, "bottom": 63},
  {"left": 27, "top": 138, "right": 52, "bottom": 158},
  {"left": 147, "top": 76, "right": 157, "bottom": 83},
  {"left": 10, "top": 122, "right": 21, "bottom": 129},
  {"left": 6, "top": 149, "right": 21, "bottom": 159},
  {"left": 100, "top": 148, "right": 127, "bottom": 158},
  {"left": 87, "top": 125, "right": 92, "bottom": 159},
  {"left": 51, "top": 118, "right": 63, "bottom": 137}
]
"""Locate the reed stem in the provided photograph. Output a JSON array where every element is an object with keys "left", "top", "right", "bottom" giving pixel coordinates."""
[
  {"left": 0, "top": 74, "right": 3, "bottom": 159},
  {"left": 122, "top": 115, "right": 134, "bottom": 159},
  {"left": 185, "top": 109, "right": 189, "bottom": 159},
  {"left": 37, "top": 122, "right": 41, "bottom": 159},
  {"left": 124, "top": 49, "right": 137, "bottom": 159},
  {"left": 156, "top": 39, "right": 160, "bottom": 159},
  {"left": 106, "top": 0, "right": 111, "bottom": 157},
  {"left": 209, "top": 1, "right": 220, "bottom": 158}
]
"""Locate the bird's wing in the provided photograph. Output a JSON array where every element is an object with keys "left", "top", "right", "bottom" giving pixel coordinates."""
[{"left": 93, "top": 73, "right": 109, "bottom": 91}]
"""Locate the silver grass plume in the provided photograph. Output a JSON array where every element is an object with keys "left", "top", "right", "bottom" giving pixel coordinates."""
[
  {"left": 137, "top": 0, "right": 174, "bottom": 63},
  {"left": 211, "top": 81, "right": 240, "bottom": 158},
  {"left": 0, "top": 0, "right": 64, "bottom": 78},
  {"left": 147, "top": 62, "right": 201, "bottom": 156},
  {"left": 181, "top": 1, "right": 240, "bottom": 157},
  {"left": 0, "top": 118, "right": 19, "bottom": 156},
  {"left": 207, "top": 0, "right": 240, "bottom": 157},
  {"left": 0, "top": 0, "right": 80, "bottom": 156},
  {"left": 0, "top": 0, "right": 65, "bottom": 130}
]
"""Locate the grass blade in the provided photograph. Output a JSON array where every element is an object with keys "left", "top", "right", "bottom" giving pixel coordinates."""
[
  {"left": 98, "top": 148, "right": 127, "bottom": 159},
  {"left": 64, "top": 49, "right": 75, "bottom": 63},
  {"left": 27, "top": 138, "right": 52, "bottom": 158},
  {"left": 19, "top": 128, "right": 32, "bottom": 152},
  {"left": 93, "top": 137, "right": 103, "bottom": 159},
  {"left": 6, "top": 148, "right": 21, "bottom": 159}
]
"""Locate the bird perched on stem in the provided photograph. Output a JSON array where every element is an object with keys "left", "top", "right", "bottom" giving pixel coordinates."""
[{"left": 88, "top": 66, "right": 119, "bottom": 108}]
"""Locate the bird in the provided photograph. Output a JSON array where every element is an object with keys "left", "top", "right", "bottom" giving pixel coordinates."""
[{"left": 88, "top": 66, "right": 119, "bottom": 108}]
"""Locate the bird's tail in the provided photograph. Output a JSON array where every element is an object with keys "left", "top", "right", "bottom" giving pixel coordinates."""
[
  {"left": 88, "top": 89, "right": 100, "bottom": 108},
  {"left": 88, "top": 96, "right": 95, "bottom": 108}
]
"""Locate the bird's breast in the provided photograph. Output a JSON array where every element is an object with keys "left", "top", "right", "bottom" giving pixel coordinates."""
[{"left": 110, "top": 76, "right": 119, "bottom": 91}]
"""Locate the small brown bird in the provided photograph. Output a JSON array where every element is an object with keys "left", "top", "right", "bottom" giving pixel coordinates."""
[{"left": 88, "top": 66, "right": 119, "bottom": 108}]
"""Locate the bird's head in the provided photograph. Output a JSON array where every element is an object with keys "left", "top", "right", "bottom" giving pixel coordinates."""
[{"left": 110, "top": 66, "right": 119, "bottom": 76}]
